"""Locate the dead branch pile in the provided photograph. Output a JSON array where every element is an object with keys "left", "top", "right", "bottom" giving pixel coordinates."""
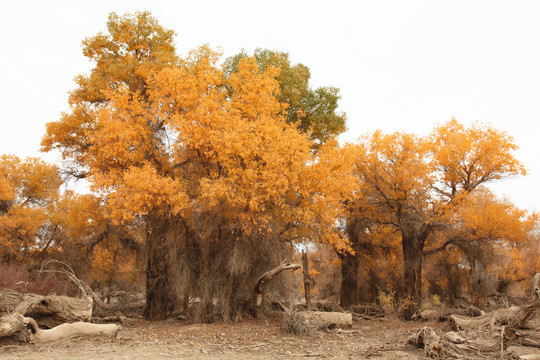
[
  {"left": 408, "top": 273, "right": 540, "bottom": 359},
  {"left": 0, "top": 260, "right": 123, "bottom": 344},
  {"left": 349, "top": 304, "right": 386, "bottom": 320}
]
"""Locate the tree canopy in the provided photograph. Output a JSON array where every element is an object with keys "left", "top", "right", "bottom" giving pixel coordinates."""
[
  {"left": 0, "top": 155, "right": 62, "bottom": 262},
  {"left": 41, "top": 12, "right": 351, "bottom": 320},
  {"left": 224, "top": 49, "right": 347, "bottom": 147},
  {"left": 344, "top": 119, "right": 530, "bottom": 314},
  {"left": 0, "top": 11, "right": 533, "bottom": 323}
]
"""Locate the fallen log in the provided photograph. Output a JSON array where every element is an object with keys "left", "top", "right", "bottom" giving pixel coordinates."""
[
  {"left": 506, "top": 345, "right": 540, "bottom": 360},
  {"left": 409, "top": 274, "right": 540, "bottom": 358},
  {"left": 450, "top": 305, "right": 521, "bottom": 334},
  {"left": 0, "top": 313, "right": 30, "bottom": 344},
  {"left": 0, "top": 313, "right": 25, "bottom": 338},
  {"left": 15, "top": 293, "right": 93, "bottom": 328},
  {"left": 297, "top": 311, "right": 352, "bottom": 329},
  {"left": 407, "top": 326, "right": 500, "bottom": 358},
  {"left": 24, "top": 317, "right": 121, "bottom": 343},
  {"left": 0, "top": 289, "right": 24, "bottom": 313}
]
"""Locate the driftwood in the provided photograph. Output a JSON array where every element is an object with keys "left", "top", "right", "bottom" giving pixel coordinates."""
[
  {"left": 533, "top": 274, "right": 540, "bottom": 301},
  {"left": 0, "top": 289, "right": 24, "bottom": 312},
  {"left": 13, "top": 293, "right": 93, "bottom": 328},
  {"left": 412, "top": 306, "right": 484, "bottom": 322},
  {"left": 24, "top": 317, "right": 121, "bottom": 343},
  {"left": 409, "top": 273, "right": 540, "bottom": 358},
  {"left": 252, "top": 261, "right": 301, "bottom": 307},
  {"left": 0, "top": 260, "right": 124, "bottom": 344},
  {"left": 349, "top": 304, "right": 385, "bottom": 319},
  {"left": 450, "top": 306, "right": 521, "bottom": 335},
  {"left": 0, "top": 292, "right": 94, "bottom": 343},
  {"left": 0, "top": 313, "right": 26, "bottom": 338},
  {"left": 407, "top": 326, "right": 500, "bottom": 358},
  {"left": 297, "top": 311, "right": 353, "bottom": 329}
]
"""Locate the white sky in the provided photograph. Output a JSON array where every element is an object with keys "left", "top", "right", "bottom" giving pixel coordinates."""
[{"left": 1, "top": 1, "right": 539, "bottom": 212}]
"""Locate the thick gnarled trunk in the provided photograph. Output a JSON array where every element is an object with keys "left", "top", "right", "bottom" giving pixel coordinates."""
[
  {"left": 339, "top": 252, "right": 360, "bottom": 308},
  {"left": 402, "top": 235, "right": 424, "bottom": 305},
  {"left": 339, "top": 216, "right": 370, "bottom": 308},
  {"left": 144, "top": 216, "right": 171, "bottom": 321}
]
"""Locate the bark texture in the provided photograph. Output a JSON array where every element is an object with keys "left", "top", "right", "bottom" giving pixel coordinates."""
[
  {"left": 252, "top": 262, "right": 301, "bottom": 307},
  {"left": 301, "top": 251, "right": 312, "bottom": 308},
  {"left": 144, "top": 216, "right": 171, "bottom": 321},
  {"left": 297, "top": 311, "right": 353, "bottom": 329},
  {"left": 13, "top": 294, "right": 92, "bottom": 328}
]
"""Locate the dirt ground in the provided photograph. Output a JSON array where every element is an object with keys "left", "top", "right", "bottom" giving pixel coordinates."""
[{"left": 0, "top": 316, "right": 432, "bottom": 360}]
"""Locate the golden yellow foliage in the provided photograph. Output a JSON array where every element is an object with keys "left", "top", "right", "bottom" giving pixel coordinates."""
[
  {"left": 346, "top": 119, "right": 528, "bottom": 305},
  {"left": 0, "top": 155, "right": 61, "bottom": 262}
]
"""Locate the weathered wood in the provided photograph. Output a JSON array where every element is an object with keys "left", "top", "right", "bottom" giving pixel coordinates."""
[
  {"left": 0, "top": 289, "right": 24, "bottom": 313},
  {"left": 253, "top": 261, "right": 301, "bottom": 307},
  {"left": 297, "top": 311, "right": 352, "bottom": 329},
  {"left": 25, "top": 317, "right": 121, "bottom": 342},
  {"left": 450, "top": 306, "right": 520, "bottom": 334},
  {"left": 413, "top": 309, "right": 446, "bottom": 322},
  {"left": 443, "top": 331, "right": 464, "bottom": 344},
  {"left": 506, "top": 346, "right": 540, "bottom": 359},
  {"left": 532, "top": 273, "right": 540, "bottom": 301},
  {"left": 407, "top": 326, "right": 444, "bottom": 358},
  {"left": 15, "top": 294, "right": 93, "bottom": 328},
  {"left": 408, "top": 326, "right": 500, "bottom": 358},
  {"left": 516, "top": 330, "right": 540, "bottom": 348},
  {"left": 301, "top": 251, "right": 312, "bottom": 309},
  {"left": 0, "top": 313, "right": 25, "bottom": 338},
  {"left": 0, "top": 313, "right": 31, "bottom": 344},
  {"left": 349, "top": 304, "right": 384, "bottom": 319},
  {"left": 410, "top": 274, "right": 540, "bottom": 358}
]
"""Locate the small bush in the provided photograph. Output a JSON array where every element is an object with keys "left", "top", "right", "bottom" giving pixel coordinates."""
[
  {"left": 431, "top": 294, "right": 442, "bottom": 307},
  {"left": 282, "top": 309, "right": 310, "bottom": 335},
  {"left": 396, "top": 296, "right": 416, "bottom": 320},
  {"left": 376, "top": 288, "right": 397, "bottom": 312}
]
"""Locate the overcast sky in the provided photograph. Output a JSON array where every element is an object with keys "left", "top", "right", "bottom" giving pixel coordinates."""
[{"left": 1, "top": 1, "right": 539, "bottom": 212}]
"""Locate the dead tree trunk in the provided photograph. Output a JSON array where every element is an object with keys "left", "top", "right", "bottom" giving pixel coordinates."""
[
  {"left": 24, "top": 317, "right": 121, "bottom": 342},
  {"left": 302, "top": 250, "right": 312, "bottom": 308},
  {"left": 13, "top": 294, "right": 93, "bottom": 328},
  {"left": 0, "top": 313, "right": 26, "bottom": 338},
  {"left": 297, "top": 311, "right": 353, "bottom": 329},
  {"left": 252, "top": 261, "right": 301, "bottom": 307},
  {"left": 409, "top": 273, "right": 540, "bottom": 358},
  {"left": 0, "top": 288, "right": 24, "bottom": 312}
]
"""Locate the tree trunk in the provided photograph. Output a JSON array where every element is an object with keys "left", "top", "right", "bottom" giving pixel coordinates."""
[
  {"left": 339, "top": 251, "right": 360, "bottom": 308},
  {"left": 339, "top": 215, "right": 370, "bottom": 308},
  {"left": 302, "top": 250, "right": 312, "bottom": 308},
  {"left": 402, "top": 232, "right": 424, "bottom": 316},
  {"left": 143, "top": 216, "right": 171, "bottom": 321}
]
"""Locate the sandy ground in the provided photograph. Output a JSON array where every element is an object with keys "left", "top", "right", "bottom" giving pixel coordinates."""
[{"left": 0, "top": 316, "right": 429, "bottom": 360}]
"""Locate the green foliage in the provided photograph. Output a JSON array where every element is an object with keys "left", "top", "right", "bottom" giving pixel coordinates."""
[{"left": 224, "top": 48, "right": 347, "bottom": 147}]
